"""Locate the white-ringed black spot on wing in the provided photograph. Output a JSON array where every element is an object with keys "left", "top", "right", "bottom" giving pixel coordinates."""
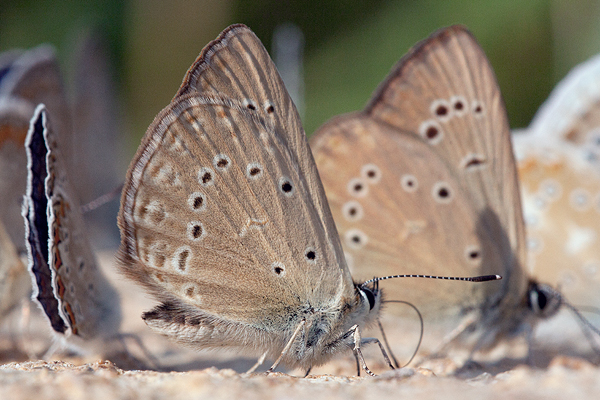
[
  {"left": 172, "top": 246, "right": 192, "bottom": 273},
  {"left": 347, "top": 178, "right": 368, "bottom": 198},
  {"left": 278, "top": 176, "right": 294, "bottom": 196},
  {"left": 419, "top": 120, "right": 444, "bottom": 145},
  {"left": 304, "top": 247, "right": 317, "bottom": 263},
  {"left": 140, "top": 200, "right": 167, "bottom": 224},
  {"left": 345, "top": 228, "right": 367, "bottom": 249},
  {"left": 450, "top": 95, "right": 467, "bottom": 116},
  {"left": 460, "top": 153, "right": 487, "bottom": 171},
  {"left": 243, "top": 98, "right": 257, "bottom": 111},
  {"left": 431, "top": 182, "right": 453, "bottom": 204},
  {"left": 213, "top": 153, "right": 231, "bottom": 171},
  {"left": 464, "top": 245, "right": 482, "bottom": 265},
  {"left": 361, "top": 163, "right": 381, "bottom": 184},
  {"left": 198, "top": 167, "right": 215, "bottom": 187},
  {"left": 271, "top": 262, "right": 285, "bottom": 276},
  {"left": 188, "top": 192, "right": 207, "bottom": 212},
  {"left": 185, "top": 286, "right": 196, "bottom": 297},
  {"left": 471, "top": 100, "right": 485, "bottom": 117},
  {"left": 264, "top": 101, "right": 275, "bottom": 114},
  {"left": 342, "top": 200, "right": 363, "bottom": 222},
  {"left": 246, "top": 162, "right": 263, "bottom": 179},
  {"left": 430, "top": 99, "right": 453, "bottom": 122},
  {"left": 187, "top": 221, "right": 206, "bottom": 241},
  {"left": 570, "top": 188, "right": 591, "bottom": 211},
  {"left": 400, "top": 174, "right": 418, "bottom": 192},
  {"left": 539, "top": 179, "right": 562, "bottom": 201}
]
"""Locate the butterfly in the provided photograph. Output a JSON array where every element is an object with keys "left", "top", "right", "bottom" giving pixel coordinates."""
[
  {"left": 0, "top": 45, "right": 69, "bottom": 326},
  {"left": 0, "top": 45, "right": 72, "bottom": 253},
  {"left": 310, "top": 25, "right": 572, "bottom": 364},
  {"left": 23, "top": 104, "right": 121, "bottom": 347},
  {"left": 512, "top": 53, "right": 600, "bottom": 350},
  {"left": 117, "top": 24, "right": 393, "bottom": 375}
]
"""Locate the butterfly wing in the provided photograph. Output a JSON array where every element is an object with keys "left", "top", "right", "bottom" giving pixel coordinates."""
[
  {"left": 118, "top": 25, "right": 359, "bottom": 359},
  {"left": 0, "top": 46, "right": 72, "bottom": 251},
  {"left": 312, "top": 26, "right": 528, "bottom": 351},
  {"left": 515, "top": 138, "right": 600, "bottom": 310},
  {"left": 24, "top": 105, "right": 121, "bottom": 340},
  {"left": 526, "top": 53, "right": 600, "bottom": 149}
]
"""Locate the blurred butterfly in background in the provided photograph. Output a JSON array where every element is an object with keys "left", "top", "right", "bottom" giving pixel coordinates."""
[
  {"left": 0, "top": 45, "right": 68, "bottom": 326},
  {"left": 513, "top": 53, "right": 600, "bottom": 354},
  {"left": 310, "top": 25, "right": 598, "bottom": 367},
  {"left": 23, "top": 104, "right": 122, "bottom": 352}
]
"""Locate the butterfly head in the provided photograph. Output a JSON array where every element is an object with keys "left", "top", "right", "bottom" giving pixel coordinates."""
[
  {"left": 526, "top": 281, "right": 562, "bottom": 319},
  {"left": 357, "top": 278, "right": 381, "bottom": 313}
]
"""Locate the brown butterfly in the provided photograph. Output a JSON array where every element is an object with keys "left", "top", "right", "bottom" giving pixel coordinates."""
[{"left": 310, "top": 26, "right": 576, "bottom": 364}]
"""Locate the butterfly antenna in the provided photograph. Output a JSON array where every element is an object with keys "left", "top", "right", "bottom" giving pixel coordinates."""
[
  {"left": 562, "top": 301, "right": 600, "bottom": 356},
  {"left": 380, "top": 300, "right": 424, "bottom": 368},
  {"left": 80, "top": 182, "right": 124, "bottom": 213},
  {"left": 361, "top": 273, "right": 502, "bottom": 287}
]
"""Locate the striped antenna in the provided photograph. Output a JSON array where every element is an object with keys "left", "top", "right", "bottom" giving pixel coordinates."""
[{"left": 361, "top": 274, "right": 502, "bottom": 287}]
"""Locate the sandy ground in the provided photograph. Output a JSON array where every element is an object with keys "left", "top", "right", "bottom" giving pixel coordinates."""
[{"left": 1, "top": 249, "right": 599, "bottom": 399}]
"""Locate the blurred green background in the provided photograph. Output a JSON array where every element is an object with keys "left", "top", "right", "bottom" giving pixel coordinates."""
[{"left": 2, "top": 0, "right": 600, "bottom": 158}]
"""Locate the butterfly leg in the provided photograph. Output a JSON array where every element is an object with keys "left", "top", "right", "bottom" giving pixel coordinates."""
[
  {"left": 246, "top": 351, "right": 267, "bottom": 374},
  {"left": 351, "top": 325, "right": 375, "bottom": 376},
  {"left": 303, "top": 366, "right": 312, "bottom": 377},
  {"left": 417, "top": 313, "right": 477, "bottom": 366},
  {"left": 377, "top": 319, "right": 399, "bottom": 368},
  {"left": 352, "top": 325, "right": 395, "bottom": 375},
  {"left": 266, "top": 318, "right": 306, "bottom": 374}
]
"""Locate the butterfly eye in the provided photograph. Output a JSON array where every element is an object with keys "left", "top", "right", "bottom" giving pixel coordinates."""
[
  {"left": 345, "top": 229, "right": 367, "bottom": 249},
  {"left": 271, "top": 262, "right": 285, "bottom": 276},
  {"left": 188, "top": 192, "right": 207, "bottom": 211},
  {"left": 400, "top": 174, "right": 418, "bottom": 192},
  {"left": 347, "top": 178, "right": 368, "bottom": 198},
  {"left": 198, "top": 167, "right": 215, "bottom": 187},
  {"left": 278, "top": 177, "right": 295, "bottom": 196},
  {"left": 527, "top": 283, "right": 561, "bottom": 317},
  {"left": 361, "top": 164, "right": 381, "bottom": 183},
  {"left": 342, "top": 201, "right": 363, "bottom": 222},
  {"left": 569, "top": 188, "right": 591, "bottom": 211},
  {"left": 419, "top": 120, "right": 444, "bottom": 145},
  {"left": 360, "top": 287, "right": 376, "bottom": 310},
  {"left": 431, "top": 182, "right": 453, "bottom": 204},
  {"left": 213, "top": 154, "right": 231, "bottom": 171}
]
